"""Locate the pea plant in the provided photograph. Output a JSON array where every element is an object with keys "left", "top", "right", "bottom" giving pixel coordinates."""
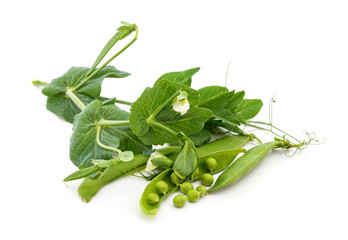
[{"left": 33, "top": 22, "right": 317, "bottom": 215}]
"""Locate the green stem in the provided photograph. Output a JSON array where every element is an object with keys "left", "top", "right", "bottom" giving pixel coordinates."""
[
  {"left": 147, "top": 90, "right": 181, "bottom": 121},
  {"left": 114, "top": 99, "right": 133, "bottom": 106},
  {"left": 96, "top": 124, "right": 121, "bottom": 154},
  {"left": 73, "top": 26, "right": 138, "bottom": 91},
  {"left": 32, "top": 80, "right": 48, "bottom": 87},
  {"left": 247, "top": 120, "right": 301, "bottom": 144},
  {"left": 65, "top": 89, "right": 86, "bottom": 111},
  {"left": 147, "top": 120, "right": 178, "bottom": 137},
  {"left": 98, "top": 119, "right": 130, "bottom": 126}
]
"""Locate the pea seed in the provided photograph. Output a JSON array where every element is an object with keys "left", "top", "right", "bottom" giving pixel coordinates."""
[
  {"left": 147, "top": 193, "right": 160, "bottom": 204},
  {"left": 173, "top": 194, "right": 187, "bottom": 207},
  {"left": 170, "top": 172, "right": 183, "bottom": 185},
  {"left": 180, "top": 181, "right": 194, "bottom": 194},
  {"left": 187, "top": 189, "right": 200, "bottom": 202},
  {"left": 191, "top": 168, "right": 199, "bottom": 179},
  {"left": 196, "top": 185, "right": 207, "bottom": 197},
  {"left": 201, "top": 173, "right": 214, "bottom": 186},
  {"left": 155, "top": 180, "right": 169, "bottom": 194},
  {"left": 205, "top": 157, "right": 217, "bottom": 172}
]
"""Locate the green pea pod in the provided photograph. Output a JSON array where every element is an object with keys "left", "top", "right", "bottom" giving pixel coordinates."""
[
  {"left": 207, "top": 141, "right": 282, "bottom": 193},
  {"left": 77, "top": 145, "right": 180, "bottom": 202},
  {"left": 139, "top": 169, "right": 178, "bottom": 215},
  {"left": 195, "top": 148, "right": 246, "bottom": 178},
  {"left": 166, "top": 135, "right": 249, "bottom": 161},
  {"left": 78, "top": 154, "right": 149, "bottom": 202},
  {"left": 196, "top": 135, "right": 249, "bottom": 156},
  {"left": 139, "top": 135, "right": 250, "bottom": 215}
]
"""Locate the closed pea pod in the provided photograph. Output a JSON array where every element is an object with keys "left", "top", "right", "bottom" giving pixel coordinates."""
[
  {"left": 208, "top": 141, "right": 282, "bottom": 193},
  {"left": 78, "top": 146, "right": 181, "bottom": 203}
]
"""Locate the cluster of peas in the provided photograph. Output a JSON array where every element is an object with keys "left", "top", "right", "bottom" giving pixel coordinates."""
[{"left": 146, "top": 157, "right": 218, "bottom": 208}]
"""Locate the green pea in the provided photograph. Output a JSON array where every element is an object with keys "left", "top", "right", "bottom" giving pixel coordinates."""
[
  {"left": 205, "top": 157, "right": 217, "bottom": 172},
  {"left": 173, "top": 194, "right": 187, "bottom": 207},
  {"left": 201, "top": 173, "right": 214, "bottom": 186},
  {"left": 155, "top": 180, "right": 169, "bottom": 194},
  {"left": 196, "top": 185, "right": 207, "bottom": 197},
  {"left": 147, "top": 193, "right": 160, "bottom": 204},
  {"left": 187, "top": 189, "right": 200, "bottom": 202},
  {"left": 180, "top": 181, "right": 194, "bottom": 194},
  {"left": 170, "top": 172, "right": 183, "bottom": 185}
]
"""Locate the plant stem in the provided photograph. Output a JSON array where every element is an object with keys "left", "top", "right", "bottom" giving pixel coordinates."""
[
  {"left": 147, "top": 90, "right": 181, "bottom": 121},
  {"left": 65, "top": 89, "right": 86, "bottom": 111},
  {"left": 147, "top": 120, "right": 178, "bottom": 137},
  {"left": 96, "top": 124, "right": 121, "bottom": 153},
  {"left": 114, "top": 99, "right": 133, "bottom": 106},
  {"left": 247, "top": 120, "right": 301, "bottom": 144},
  {"left": 32, "top": 80, "right": 48, "bottom": 87},
  {"left": 98, "top": 119, "right": 130, "bottom": 126},
  {"left": 73, "top": 26, "right": 138, "bottom": 91}
]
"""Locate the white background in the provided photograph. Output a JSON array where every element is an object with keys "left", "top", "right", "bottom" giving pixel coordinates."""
[{"left": 1, "top": 0, "right": 347, "bottom": 239}]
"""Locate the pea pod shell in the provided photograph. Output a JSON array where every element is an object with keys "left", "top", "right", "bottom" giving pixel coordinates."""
[
  {"left": 208, "top": 141, "right": 282, "bottom": 193},
  {"left": 77, "top": 145, "right": 181, "bottom": 202},
  {"left": 139, "top": 169, "right": 178, "bottom": 215},
  {"left": 196, "top": 135, "right": 249, "bottom": 156},
  {"left": 78, "top": 153, "right": 149, "bottom": 202},
  {"left": 195, "top": 148, "right": 246, "bottom": 178}
]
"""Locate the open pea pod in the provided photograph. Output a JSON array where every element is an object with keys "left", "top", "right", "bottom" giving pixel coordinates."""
[
  {"left": 140, "top": 135, "right": 250, "bottom": 215},
  {"left": 139, "top": 169, "right": 178, "bottom": 215},
  {"left": 195, "top": 148, "right": 246, "bottom": 178}
]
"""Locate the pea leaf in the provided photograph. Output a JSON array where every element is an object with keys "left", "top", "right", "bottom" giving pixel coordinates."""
[
  {"left": 198, "top": 86, "right": 228, "bottom": 102},
  {"left": 235, "top": 99, "right": 263, "bottom": 120},
  {"left": 173, "top": 140, "right": 198, "bottom": 178},
  {"left": 225, "top": 90, "right": 245, "bottom": 111},
  {"left": 63, "top": 166, "right": 102, "bottom": 182},
  {"left": 130, "top": 80, "right": 213, "bottom": 145},
  {"left": 70, "top": 100, "right": 150, "bottom": 168},
  {"left": 154, "top": 67, "right": 200, "bottom": 87},
  {"left": 42, "top": 66, "right": 130, "bottom": 123},
  {"left": 213, "top": 108, "right": 241, "bottom": 126},
  {"left": 88, "top": 22, "right": 137, "bottom": 76},
  {"left": 189, "top": 129, "right": 212, "bottom": 147},
  {"left": 197, "top": 87, "right": 235, "bottom": 109}
]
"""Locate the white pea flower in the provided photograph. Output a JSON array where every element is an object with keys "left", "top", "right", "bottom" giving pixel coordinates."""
[
  {"left": 145, "top": 151, "right": 164, "bottom": 172},
  {"left": 173, "top": 91, "right": 190, "bottom": 115}
]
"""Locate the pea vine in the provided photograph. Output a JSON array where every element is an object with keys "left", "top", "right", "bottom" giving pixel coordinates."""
[{"left": 33, "top": 22, "right": 319, "bottom": 215}]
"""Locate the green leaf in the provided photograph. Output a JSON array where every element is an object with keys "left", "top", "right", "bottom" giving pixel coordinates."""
[
  {"left": 70, "top": 100, "right": 150, "bottom": 168},
  {"left": 63, "top": 166, "right": 102, "bottom": 182},
  {"left": 42, "top": 66, "right": 130, "bottom": 123},
  {"left": 88, "top": 22, "right": 136, "bottom": 75},
  {"left": 173, "top": 140, "right": 198, "bottom": 178},
  {"left": 235, "top": 99, "right": 263, "bottom": 120},
  {"left": 213, "top": 108, "right": 241, "bottom": 126},
  {"left": 130, "top": 80, "right": 213, "bottom": 145},
  {"left": 154, "top": 67, "right": 200, "bottom": 87},
  {"left": 197, "top": 88, "right": 235, "bottom": 109},
  {"left": 225, "top": 90, "right": 245, "bottom": 111},
  {"left": 189, "top": 129, "right": 212, "bottom": 147},
  {"left": 198, "top": 86, "right": 228, "bottom": 102}
]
